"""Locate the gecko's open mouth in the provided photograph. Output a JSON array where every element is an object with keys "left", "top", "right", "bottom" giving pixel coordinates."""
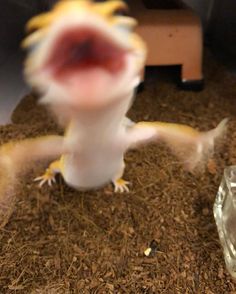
[{"left": 45, "top": 27, "right": 128, "bottom": 79}]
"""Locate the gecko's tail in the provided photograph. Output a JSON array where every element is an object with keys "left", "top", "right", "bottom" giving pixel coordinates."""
[
  {"left": 130, "top": 118, "right": 228, "bottom": 172},
  {"left": 183, "top": 118, "right": 228, "bottom": 171},
  {"left": 0, "top": 136, "right": 65, "bottom": 228}
]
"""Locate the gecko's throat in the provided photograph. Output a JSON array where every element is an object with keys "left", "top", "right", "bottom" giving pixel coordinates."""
[{"left": 45, "top": 27, "right": 127, "bottom": 79}]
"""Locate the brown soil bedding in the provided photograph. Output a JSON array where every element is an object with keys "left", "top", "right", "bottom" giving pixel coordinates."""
[{"left": 0, "top": 51, "right": 236, "bottom": 293}]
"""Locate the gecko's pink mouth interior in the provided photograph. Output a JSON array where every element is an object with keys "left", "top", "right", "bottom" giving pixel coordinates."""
[{"left": 45, "top": 27, "right": 127, "bottom": 79}]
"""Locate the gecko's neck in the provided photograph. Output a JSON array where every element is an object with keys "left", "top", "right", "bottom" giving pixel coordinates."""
[{"left": 66, "top": 92, "right": 134, "bottom": 139}]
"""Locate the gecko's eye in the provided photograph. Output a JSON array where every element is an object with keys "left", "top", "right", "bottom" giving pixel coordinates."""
[{"left": 113, "top": 7, "right": 129, "bottom": 16}]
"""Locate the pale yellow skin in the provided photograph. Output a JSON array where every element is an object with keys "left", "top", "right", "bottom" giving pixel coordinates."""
[{"left": 0, "top": 0, "right": 228, "bottom": 204}]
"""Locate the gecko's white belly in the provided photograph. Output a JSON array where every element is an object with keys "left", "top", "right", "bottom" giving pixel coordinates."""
[{"left": 62, "top": 150, "right": 122, "bottom": 189}]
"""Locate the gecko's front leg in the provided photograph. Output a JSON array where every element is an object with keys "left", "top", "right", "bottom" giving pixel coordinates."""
[{"left": 34, "top": 158, "right": 63, "bottom": 187}]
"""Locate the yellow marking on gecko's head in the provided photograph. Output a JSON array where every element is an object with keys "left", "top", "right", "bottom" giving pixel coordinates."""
[{"left": 25, "top": 0, "right": 131, "bottom": 34}]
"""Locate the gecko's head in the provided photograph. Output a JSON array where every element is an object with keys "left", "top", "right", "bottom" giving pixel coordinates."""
[{"left": 23, "top": 0, "right": 146, "bottom": 109}]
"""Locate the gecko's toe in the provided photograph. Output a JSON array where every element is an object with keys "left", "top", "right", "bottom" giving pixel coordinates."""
[
  {"left": 113, "top": 179, "right": 130, "bottom": 193},
  {"left": 34, "top": 173, "right": 56, "bottom": 188}
]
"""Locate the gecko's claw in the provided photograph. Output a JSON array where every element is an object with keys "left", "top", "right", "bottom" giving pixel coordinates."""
[
  {"left": 34, "top": 170, "right": 56, "bottom": 187},
  {"left": 113, "top": 178, "right": 130, "bottom": 193}
]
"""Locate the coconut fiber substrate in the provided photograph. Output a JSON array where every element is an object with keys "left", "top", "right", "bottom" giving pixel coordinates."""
[{"left": 0, "top": 51, "right": 236, "bottom": 293}]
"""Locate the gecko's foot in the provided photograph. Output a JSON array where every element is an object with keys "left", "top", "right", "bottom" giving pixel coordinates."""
[
  {"left": 34, "top": 169, "right": 56, "bottom": 187},
  {"left": 113, "top": 178, "right": 130, "bottom": 193}
]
